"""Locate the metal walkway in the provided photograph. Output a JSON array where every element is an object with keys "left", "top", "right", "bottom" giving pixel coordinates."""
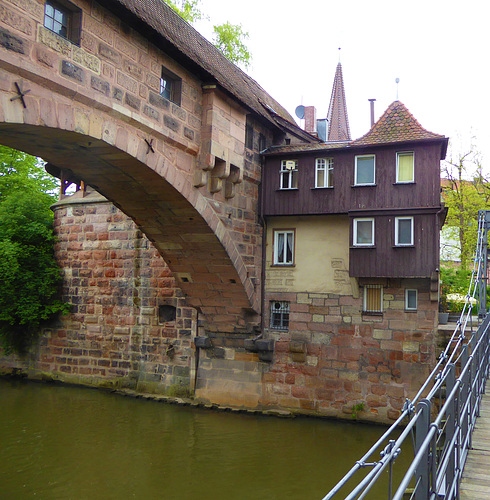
[{"left": 322, "top": 211, "right": 490, "bottom": 500}]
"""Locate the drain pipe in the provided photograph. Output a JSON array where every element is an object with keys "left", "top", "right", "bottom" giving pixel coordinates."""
[{"left": 258, "top": 153, "right": 267, "bottom": 333}]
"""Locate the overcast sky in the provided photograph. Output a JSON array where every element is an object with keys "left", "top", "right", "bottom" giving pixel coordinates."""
[{"left": 195, "top": 0, "right": 488, "bottom": 167}]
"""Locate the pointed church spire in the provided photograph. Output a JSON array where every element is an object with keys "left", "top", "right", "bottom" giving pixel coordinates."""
[{"left": 326, "top": 62, "right": 351, "bottom": 142}]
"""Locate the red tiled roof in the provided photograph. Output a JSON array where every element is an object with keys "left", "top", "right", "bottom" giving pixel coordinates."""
[{"left": 351, "top": 101, "right": 444, "bottom": 146}]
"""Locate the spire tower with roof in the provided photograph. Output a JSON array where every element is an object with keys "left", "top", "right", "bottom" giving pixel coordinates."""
[{"left": 326, "top": 62, "right": 351, "bottom": 142}]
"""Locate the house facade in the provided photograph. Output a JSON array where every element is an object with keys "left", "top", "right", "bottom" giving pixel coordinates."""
[{"left": 260, "top": 96, "right": 448, "bottom": 419}]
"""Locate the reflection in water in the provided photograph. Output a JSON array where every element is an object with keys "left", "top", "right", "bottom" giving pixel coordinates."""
[{"left": 0, "top": 379, "right": 398, "bottom": 499}]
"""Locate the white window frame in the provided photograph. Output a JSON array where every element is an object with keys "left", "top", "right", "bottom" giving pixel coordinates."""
[
  {"left": 363, "top": 285, "right": 383, "bottom": 313},
  {"left": 315, "top": 158, "right": 333, "bottom": 188},
  {"left": 355, "top": 154, "right": 376, "bottom": 186},
  {"left": 273, "top": 229, "right": 295, "bottom": 265},
  {"left": 353, "top": 218, "right": 375, "bottom": 247},
  {"left": 395, "top": 216, "right": 414, "bottom": 246},
  {"left": 280, "top": 160, "right": 298, "bottom": 190},
  {"left": 270, "top": 301, "right": 290, "bottom": 330},
  {"left": 405, "top": 289, "right": 418, "bottom": 311},
  {"left": 396, "top": 151, "right": 415, "bottom": 183}
]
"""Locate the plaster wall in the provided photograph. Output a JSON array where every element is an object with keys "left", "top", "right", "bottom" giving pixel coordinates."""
[{"left": 265, "top": 215, "right": 354, "bottom": 295}]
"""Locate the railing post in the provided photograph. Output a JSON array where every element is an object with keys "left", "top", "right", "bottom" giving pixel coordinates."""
[
  {"left": 478, "top": 210, "right": 489, "bottom": 318},
  {"left": 460, "top": 345, "right": 470, "bottom": 464},
  {"left": 445, "top": 364, "right": 456, "bottom": 498},
  {"left": 415, "top": 399, "right": 431, "bottom": 500}
]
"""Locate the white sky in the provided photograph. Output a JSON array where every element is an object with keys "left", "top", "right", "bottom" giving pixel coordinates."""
[{"left": 195, "top": 0, "right": 489, "bottom": 167}]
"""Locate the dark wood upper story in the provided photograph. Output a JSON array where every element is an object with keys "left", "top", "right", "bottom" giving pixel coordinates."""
[{"left": 261, "top": 139, "right": 447, "bottom": 217}]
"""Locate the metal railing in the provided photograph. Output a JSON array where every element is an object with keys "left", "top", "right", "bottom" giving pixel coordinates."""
[{"left": 322, "top": 211, "right": 490, "bottom": 500}]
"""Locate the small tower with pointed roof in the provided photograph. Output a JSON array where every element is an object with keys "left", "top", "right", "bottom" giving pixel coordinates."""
[{"left": 326, "top": 62, "right": 351, "bottom": 142}]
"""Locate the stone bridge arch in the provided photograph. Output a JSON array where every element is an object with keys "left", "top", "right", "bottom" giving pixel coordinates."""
[{"left": 0, "top": 76, "right": 260, "bottom": 335}]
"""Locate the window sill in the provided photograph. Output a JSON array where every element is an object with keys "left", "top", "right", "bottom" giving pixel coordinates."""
[
  {"left": 277, "top": 188, "right": 298, "bottom": 191},
  {"left": 393, "top": 245, "right": 415, "bottom": 248},
  {"left": 362, "top": 311, "right": 383, "bottom": 316},
  {"left": 271, "top": 264, "right": 295, "bottom": 268},
  {"left": 405, "top": 309, "right": 417, "bottom": 313},
  {"left": 311, "top": 186, "right": 334, "bottom": 190},
  {"left": 352, "top": 184, "right": 376, "bottom": 188},
  {"left": 393, "top": 182, "right": 415, "bottom": 185},
  {"left": 351, "top": 245, "right": 376, "bottom": 249}
]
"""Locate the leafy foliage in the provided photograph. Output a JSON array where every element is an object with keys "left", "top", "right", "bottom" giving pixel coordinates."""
[
  {"left": 0, "top": 147, "right": 68, "bottom": 356},
  {"left": 441, "top": 141, "right": 489, "bottom": 270},
  {"left": 212, "top": 22, "right": 251, "bottom": 68},
  {"left": 163, "top": 0, "right": 251, "bottom": 68},
  {"left": 164, "top": 0, "right": 204, "bottom": 24}
]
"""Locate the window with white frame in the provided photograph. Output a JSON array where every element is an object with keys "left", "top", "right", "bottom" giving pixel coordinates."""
[
  {"left": 315, "top": 158, "right": 333, "bottom": 188},
  {"left": 355, "top": 155, "right": 375, "bottom": 185},
  {"left": 396, "top": 152, "right": 414, "bottom": 183},
  {"left": 160, "top": 67, "right": 182, "bottom": 105},
  {"left": 353, "top": 218, "right": 375, "bottom": 246},
  {"left": 405, "top": 289, "right": 417, "bottom": 310},
  {"left": 395, "top": 217, "right": 414, "bottom": 246},
  {"left": 364, "top": 285, "right": 383, "bottom": 313},
  {"left": 280, "top": 160, "right": 298, "bottom": 189},
  {"left": 270, "top": 301, "right": 290, "bottom": 330},
  {"left": 44, "top": 0, "right": 81, "bottom": 44},
  {"left": 273, "top": 229, "right": 294, "bottom": 265}
]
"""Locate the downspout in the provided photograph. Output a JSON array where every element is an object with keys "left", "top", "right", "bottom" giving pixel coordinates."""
[{"left": 258, "top": 152, "right": 267, "bottom": 334}]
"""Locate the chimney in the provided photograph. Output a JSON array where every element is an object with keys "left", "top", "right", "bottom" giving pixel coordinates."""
[
  {"left": 304, "top": 106, "right": 317, "bottom": 134},
  {"left": 368, "top": 99, "right": 376, "bottom": 127}
]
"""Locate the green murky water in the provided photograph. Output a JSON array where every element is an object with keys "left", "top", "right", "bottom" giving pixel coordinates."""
[{"left": 0, "top": 379, "right": 409, "bottom": 499}]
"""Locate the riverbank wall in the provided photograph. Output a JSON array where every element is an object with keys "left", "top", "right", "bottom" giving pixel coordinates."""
[{"left": 0, "top": 193, "right": 438, "bottom": 424}]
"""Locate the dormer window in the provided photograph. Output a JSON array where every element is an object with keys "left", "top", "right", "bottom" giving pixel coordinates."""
[
  {"left": 160, "top": 67, "right": 182, "bottom": 105},
  {"left": 280, "top": 160, "right": 298, "bottom": 189},
  {"left": 355, "top": 155, "right": 375, "bottom": 186},
  {"left": 396, "top": 152, "right": 414, "bottom": 183},
  {"left": 44, "top": 0, "right": 81, "bottom": 45}
]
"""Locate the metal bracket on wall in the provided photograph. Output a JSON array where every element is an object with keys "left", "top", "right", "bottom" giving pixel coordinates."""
[
  {"left": 145, "top": 138, "right": 155, "bottom": 154},
  {"left": 10, "top": 82, "right": 30, "bottom": 108}
]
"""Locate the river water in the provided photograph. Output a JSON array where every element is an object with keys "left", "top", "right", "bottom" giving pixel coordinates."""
[{"left": 0, "top": 379, "right": 408, "bottom": 499}]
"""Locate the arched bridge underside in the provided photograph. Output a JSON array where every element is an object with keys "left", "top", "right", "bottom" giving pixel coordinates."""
[{"left": 0, "top": 79, "right": 260, "bottom": 335}]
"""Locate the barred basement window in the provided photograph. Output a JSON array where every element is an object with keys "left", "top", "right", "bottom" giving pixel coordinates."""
[
  {"left": 270, "top": 301, "right": 289, "bottom": 330},
  {"left": 44, "top": 0, "right": 81, "bottom": 45},
  {"left": 363, "top": 285, "right": 383, "bottom": 313}
]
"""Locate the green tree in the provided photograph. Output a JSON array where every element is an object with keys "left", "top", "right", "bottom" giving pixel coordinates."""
[
  {"left": 163, "top": 0, "right": 251, "bottom": 68},
  {"left": 441, "top": 143, "right": 489, "bottom": 270},
  {"left": 212, "top": 22, "right": 251, "bottom": 68},
  {"left": 0, "top": 146, "right": 68, "bottom": 356}
]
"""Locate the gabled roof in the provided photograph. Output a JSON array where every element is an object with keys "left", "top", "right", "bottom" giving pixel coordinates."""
[
  {"left": 106, "top": 0, "right": 317, "bottom": 141},
  {"left": 351, "top": 101, "right": 445, "bottom": 147},
  {"left": 326, "top": 63, "right": 351, "bottom": 141}
]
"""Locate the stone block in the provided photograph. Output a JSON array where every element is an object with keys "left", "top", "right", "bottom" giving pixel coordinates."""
[{"left": 61, "top": 60, "right": 84, "bottom": 83}]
